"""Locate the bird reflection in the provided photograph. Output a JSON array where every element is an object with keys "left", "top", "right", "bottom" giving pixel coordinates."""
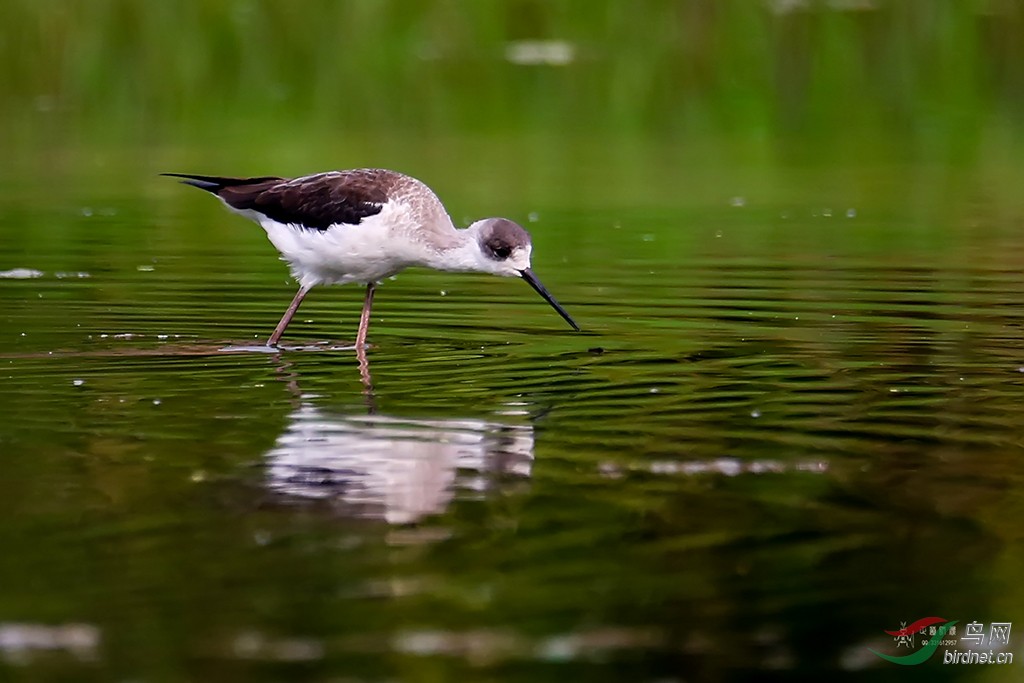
[
  {"left": 265, "top": 350, "right": 534, "bottom": 523},
  {"left": 265, "top": 405, "right": 534, "bottom": 523}
]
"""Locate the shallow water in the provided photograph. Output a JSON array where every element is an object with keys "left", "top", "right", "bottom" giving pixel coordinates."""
[{"left": 2, "top": 154, "right": 1024, "bottom": 682}]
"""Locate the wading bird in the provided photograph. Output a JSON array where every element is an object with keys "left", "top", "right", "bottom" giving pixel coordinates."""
[{"left": 165, "top": 169, "right": 579, "bottom": 347}]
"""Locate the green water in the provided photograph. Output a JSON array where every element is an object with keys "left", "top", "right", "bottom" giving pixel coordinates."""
[{"left": 3, "top": 2, "right": 1024, "bottom": 681}]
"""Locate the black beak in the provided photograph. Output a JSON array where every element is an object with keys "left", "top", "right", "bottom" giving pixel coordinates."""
[{"left": 519, "top": 268, "right": 580, "bottom": 331}]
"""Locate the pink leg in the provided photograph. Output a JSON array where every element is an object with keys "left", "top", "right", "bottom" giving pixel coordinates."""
[
  {"left": 267, "top": 285, "right": 311, "bottom": 347},
  {"left": 355, "top": 282, "right": 376, "bottom": 349}
]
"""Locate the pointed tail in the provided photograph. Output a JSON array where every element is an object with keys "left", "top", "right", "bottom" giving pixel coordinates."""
[{"left": 161, "top": 173, "right": 283, "bottom": 194}]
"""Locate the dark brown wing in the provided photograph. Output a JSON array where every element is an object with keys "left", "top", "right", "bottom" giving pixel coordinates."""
[{"left": 164, "top": 171, "right": 391, "bottom": 230}]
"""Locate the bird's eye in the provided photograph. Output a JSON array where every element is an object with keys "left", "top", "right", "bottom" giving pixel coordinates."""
[{"left": 488, "top": 243, "right": 512, "bottom": 260}]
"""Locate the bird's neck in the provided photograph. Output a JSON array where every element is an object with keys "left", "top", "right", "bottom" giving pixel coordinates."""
[{"left": 430, "top": 225, "right": 486, "bottom": 273}]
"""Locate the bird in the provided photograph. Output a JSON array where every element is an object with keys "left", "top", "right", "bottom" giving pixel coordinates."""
[{"left": 163, "top": 169, "right": 580, "bottom": 348}]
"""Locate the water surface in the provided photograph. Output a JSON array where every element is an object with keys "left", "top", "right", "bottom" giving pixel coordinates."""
[
  {"left": 2, "top": 158, "right": 1023, "bottom": 681},
  {"left": 3, "top": 2, "right": 1024, "bottom": 676}
]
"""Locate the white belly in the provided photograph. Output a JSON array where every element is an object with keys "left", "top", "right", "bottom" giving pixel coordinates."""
[{"left": 238, "top": 205, "right": 432, "bottom": 289}]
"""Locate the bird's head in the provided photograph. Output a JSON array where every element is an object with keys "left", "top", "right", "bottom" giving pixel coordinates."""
[
  {"left": 466, "top": 217, "right": 580, "bottom": 331},
  {"left": 468, "top": 217, "right": 534, "bottom": 276}
]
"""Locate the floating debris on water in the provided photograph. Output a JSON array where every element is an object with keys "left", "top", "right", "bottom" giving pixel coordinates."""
[
  {"left": 0, "top": 622, "right": 100, "bottom": 663},
  {"left": 0, "top": 268, "right": 44, "bottom": 279},
  {"left": 642, "top": 457, "right": 827, "bottom": 477},
  {"left": 230, "top": 631, "right": 324, "bottom": 662},
  {"left": 504, "top": 40, "right": 575, "bottom": 66}
]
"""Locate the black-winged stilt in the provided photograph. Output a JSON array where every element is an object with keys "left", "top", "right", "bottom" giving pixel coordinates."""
[{"left": 164, "top": 169, "right": 580, "bottom": 347}]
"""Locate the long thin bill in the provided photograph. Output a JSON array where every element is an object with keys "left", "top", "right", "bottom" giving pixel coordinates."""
[{"left": 519, "top": 268, "right": 580, "bottom": 331}]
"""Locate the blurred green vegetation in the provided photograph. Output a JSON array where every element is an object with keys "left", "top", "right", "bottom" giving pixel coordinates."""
[
  {"left": 2, "top": 0, "right": 1023, "bottom": 261},
  {"left": 2, "top": 0, "right": 1022, "bottom": 162}
]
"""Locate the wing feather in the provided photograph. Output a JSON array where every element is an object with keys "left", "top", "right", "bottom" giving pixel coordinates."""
[{"left": 165, "top": 170, "right": 395, "bottom": 230}]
